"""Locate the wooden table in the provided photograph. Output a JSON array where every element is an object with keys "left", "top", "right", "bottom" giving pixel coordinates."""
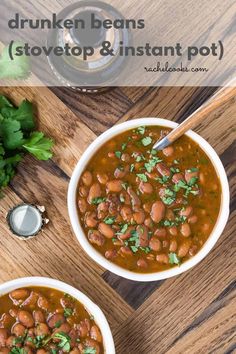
[{"left": 0, "top": 85, "right": 235, "bottom": 354}]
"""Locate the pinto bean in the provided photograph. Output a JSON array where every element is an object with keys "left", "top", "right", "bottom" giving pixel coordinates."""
[
  {"left": 120, "top": 206, "right": 133, "bottom": 222},
  {"left": 98, "top": 222, "right": 115, "bottom": 238},
  {"left": 78, "top": 199, "right": 87, "bottom": 214},
  {"left": 139, "top": 182, "right": 153, "bottom": 194},
  {"left": 180, "top": 206, "right": 193, "bottom": 217},
  {"left": 35, "top": 323, "right": 50, "bottom": 337},
  {"left": 143, "top": 202, "right": 152, "bottom": 213},
  {"left": 47, "top": 313, "right": 65, "bottom": 328},
  {"left": 12, "top": 323, "right": 26, "bottom": 337},
  {"left": 154, "top": 228, "right": 167, "bottom": 238},
  {"left": 185, "top": 170, "right": 198, "bottom": 183},
  {"left": 114, "top": 166, "right": 129, "bottom": 179},
  {"left": 150, "top": 201, "right": 165, "bottom": 223},
  {"left": 6, "top": 336, "right": 17, "bottom": 348},
  {"left": 146, "top": 254, "right": 155, "bottom": 261},
  {"left": 53, "top": 323, "right": 71, "bottom": 336},
  {"left": 121, "top": 153, "right": 130, "bottom": 162},
  {"left": 180, "top": 223, "right": 191, "bottom": 237},
  {"left": 120, "top": 246, "right": 133, "bottom": 256},
  {"left": 146, "top": 172, "right": 159, "bottom": 180},
  {"left": 0, "top": 348, "right": 10, "bottom": 354},
  {"left": 88, "top": 183, "right": 102, "bottom": 203},
  {"left": 162, "top": 240, "right": 169, "bottom": 248},
  {"left": 97, "top": 173, "right": 108, "bottom": 185},
  {"left": 90, "top": 325, "right": 102, "bottom": 342},
  {"left": 78, "top": 319, "right": 90, "bottom": 338},
  {"left": 0, "top": 329, "right": 8, "bottom": 347},
  {"left": 168, "top": 226, "right": 178, "bottom": 236},
  {"left": 137, "top": 225, "right": 149, "bottom": 247},
  {"left": 88, "top": 230, "right": 105, "bottom": 246},
  {"left": 33, "top": 310, "right": 45, "bottom": 324},
  {"left": 137, "top": 258, "right": 148, "bottom": 268},
  {"left": 79, "top": 186, "right": 88, "bottom": 198},
  {"left": 149, "top": 237, "right": 161, "bottom": 251},
  {"left": 36, "top": 350, "right": 47, "bottom": 354},
  {"left": 144, "top": 218, "right": 153, "bottom": 228},
  {"left": 10, "top": 289, "right": 29, "bottom": 301},
  {"left": 105, "top": 249, "right": 118, "bottom": 260},
  {"left": 165, "top": 209, "right": 175, "bottom": 220},
  {"left": 189, "top": 245, "right": 198, "bottom": 256},
  {"left": 169, "top": 239, "right": 178, "bottom": 252},
  {"left": 133, "top": 209, "right": 145, "bottom": 224},
  {"left": 119, "top": 191, "right": 131, "bottom": 205},
  {"left": 163, "top": 146, "right": 174, "bottom": 156},
  {"left": 9, "top": 309, "right": 18, "bottom": 318},
  {"left": 18, "top": 311, "right": 34, "bottom": 328},
  {"left": 118, "top": 226, "right": 135, "bottom": 240},
  {"left": 97, "top": 202, "right": 108, "bottom": 219},
  {"left": 85, "top": 212, "right": 98, "bottom": 228},
  {"left": 172, "top": 173, "right": 184, "bottom": 184},
  {"left": 127, "top": 187, "right": 141, "bottom": 207},
  {"left": 199, "top": 172, "right": 205, "bottom": 184},
  {"left": 81, "top": 171, "right": 93, "bottom": 186},
  {"left": 0, "top": 314, "right": 11, "bottom": 328},
  {"left": 188, "top": 215, "right": 198, "bottom": 224},
  {"left": 156, "top": 254, "right": 169, "bottom": 264},
  {"left": 156, "top": 163, "right": 171, "bottom": 177},
  {"left": 106, "top": 180, "right": 123, "bottom": 193},
  {"left": 38, "top": 296, "right": 49, "bottom": 311},
  {"left": 178, "top": 240, "right": 191, "bottom": 258}
]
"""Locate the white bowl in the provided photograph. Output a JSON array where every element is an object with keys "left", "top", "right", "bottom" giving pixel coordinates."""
[
  {"left": 68, "top": 118, "right": 230, "bottom": 282},
  {"left": 0, "top": 276, "right": 115, "bottom": 354}
]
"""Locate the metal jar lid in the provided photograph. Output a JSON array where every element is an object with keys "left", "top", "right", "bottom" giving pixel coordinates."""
[{"left": 7, "top": 204, "right": 49, "bottom": 240}]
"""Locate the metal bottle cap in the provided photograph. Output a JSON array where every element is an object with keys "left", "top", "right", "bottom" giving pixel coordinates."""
[{"left": 7, "top": 204, "right": 48, "bottom": 240}]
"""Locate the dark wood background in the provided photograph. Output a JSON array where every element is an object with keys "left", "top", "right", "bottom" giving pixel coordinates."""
[{"left": 0, "top": 85, "right": 235, "bottom": 354}]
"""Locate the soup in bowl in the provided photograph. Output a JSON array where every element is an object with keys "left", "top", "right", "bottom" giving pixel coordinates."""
[
  {"left": 68, "top": 118, "right": 230, "bottom": 281},
  {"left": 0, "top": 277, "right": 115, "bottom": 354}
]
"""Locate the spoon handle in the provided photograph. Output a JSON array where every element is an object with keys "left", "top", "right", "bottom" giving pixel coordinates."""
[{"left": 153, "top": 82, "right": 236, "bottom": 150}]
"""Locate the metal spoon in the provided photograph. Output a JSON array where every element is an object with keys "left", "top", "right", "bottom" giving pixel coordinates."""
[{"left": 153, "top": 82, "right": 236, "bottom": 150}]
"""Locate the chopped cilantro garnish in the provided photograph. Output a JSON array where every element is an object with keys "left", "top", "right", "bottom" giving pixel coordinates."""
[
  {"left": 104, "top": 216, "right": 115, "bottom": 225},
  {"left": 169, "top": 252, "right": 181, "bottom": 265},
  {"left": 144, "top": 156, "right": 162, "bottom": 172},
  {"left": 141, "top": 136, "right": 152, "bottom": 146},
  {"left": 130, "top": 164, "right": 135, "bottom": 172},
  {"left": 121, "top": 143, "right": 127, "bottom": 150},
  {"left": 121, "top": 182, "right": 128, "bottom": 190},
  {"left": 173, "top": 159, "right": 179, "bottom": 164},
  {"left": 91, "top": 197, "right": 106, "bottom": 205},
  {"left": 136, "top": 173, "right": 148, "bottom": 182},
  {"left": 54, "top": 332, "right": 71, "bottom": 352},
  {"left": 137, "top": 126, "right": 146, "bottom": 135},
  {"left": 115, "top": 151, "right": 122, "bottom": 158},
  {"left": 64, "top": 308, "right": 73, "bottom": 318},
  {"left": 117, "top": 224, "right": 129, "bottom": 234},
  {"left": 83, "top": 348, "right": 96, "bottom": 354},
  {"left": 156, "top": 175, "right": 169, "bottom": 184}
]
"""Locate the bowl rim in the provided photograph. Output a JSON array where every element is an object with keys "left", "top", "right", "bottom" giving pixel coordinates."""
[
  {"left": 0, "top": 276, "right": 115, "bottom": 354},
  {"left": 68, "top": 118, "right": 230, "bottom": 282}
]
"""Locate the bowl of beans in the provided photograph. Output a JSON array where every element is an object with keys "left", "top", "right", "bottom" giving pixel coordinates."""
[
  {"left": 0, "top": 277, "right": 115, "bottom": 354},
  {"left": 68, "top": 118, "right": 230, "bottom": 281}
]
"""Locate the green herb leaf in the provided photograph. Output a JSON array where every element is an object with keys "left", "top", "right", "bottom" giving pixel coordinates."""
[
  {"left": 83, "top": 347, "right": 96, "bottom": 354},
  {"left": 104, "top": 216, "right": 115, "bottom": 225},
  {"left": 1, "top": 99, "right": 35, "bottom": 131},
  {"left": 137, "top": 126, "right": 146, "bottom": 135},
  {"left": 54, "top": 332, "right": 71, "bottom": 352},
  {"left": 130, "top": 164, "right": 135, "bottom": 172},
  {"left": 121, "top": 143, "right": 127, "bottom": 150},
  {"left": 141, "top": 136, "right": 152, "bottom": 146},
  {"left": 91, "top": 197, "right": 106, "bottom": 205},
  {"left": 0, "top": 95, "right": 13, "bottom": 109},
  {"left": 169, "top": 252, "right": 181, "bottom": 265},
  {"left": 22, "top": 131, "right": 53, "bottom": 160},
  {"left": 0, "top": 119, "right": 25, "bottom": 149},
  {"left": 136, "top": 173, "right": 148, "bottom": 182},
  {"left": 64, "top": 308, "right": 73, "bottom": 318},
  {"left": 115, "top": 151, "right": 122, "bottom": 159}
]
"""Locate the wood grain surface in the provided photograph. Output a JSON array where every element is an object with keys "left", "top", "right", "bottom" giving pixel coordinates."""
[{"left": 0, "top": 84, "right": 235, "bottom": 354}]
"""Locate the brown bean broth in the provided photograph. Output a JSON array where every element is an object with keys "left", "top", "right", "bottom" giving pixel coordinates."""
[{"left": 77, "top": 126, "right": 221, "bottom": 273}]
